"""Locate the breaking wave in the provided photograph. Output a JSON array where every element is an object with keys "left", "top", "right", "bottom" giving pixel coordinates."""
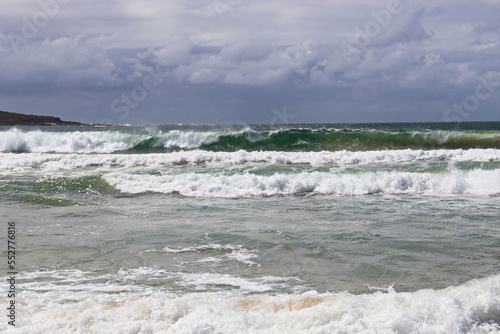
[
  {"left": 0, "top": 272, "right": 498, "bottom": 333},
  {"left": 1, "top": 127, "right": 499, "bottom": 153},
  {"left": 103, "top": 169, "right": 500, "bottom": 197},
  {"left": 0, "top": 149, "right": 499, "bottom": 172}
]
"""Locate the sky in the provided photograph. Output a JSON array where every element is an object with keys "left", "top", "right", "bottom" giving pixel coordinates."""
[{"left": 0, "top": 0, "right": 499, "bottom": 125}]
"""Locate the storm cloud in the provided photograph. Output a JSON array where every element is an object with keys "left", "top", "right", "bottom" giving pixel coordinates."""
[{"left": 0, "top": 0, "right": 499, "bottom": 124}]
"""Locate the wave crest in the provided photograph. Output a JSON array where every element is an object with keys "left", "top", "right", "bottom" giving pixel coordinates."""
[
  {"left": 103, "top": 169, "right": 500, "bottom": 197},
  {"left": 1, "top": 127, "right": 499, "bottom": 153}
]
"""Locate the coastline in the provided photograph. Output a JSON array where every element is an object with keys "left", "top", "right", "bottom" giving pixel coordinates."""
[{"left": 0, "top": 110, "right": 90, "bottom": 127}]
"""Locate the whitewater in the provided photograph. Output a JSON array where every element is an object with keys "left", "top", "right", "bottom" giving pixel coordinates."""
[{"left": 0, "top": 122, "right": 499, "bottom": 333}]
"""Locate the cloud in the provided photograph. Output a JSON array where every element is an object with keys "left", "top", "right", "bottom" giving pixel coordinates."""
[{"left": 0, "top": 0, "right": 498, "bottom": 123}]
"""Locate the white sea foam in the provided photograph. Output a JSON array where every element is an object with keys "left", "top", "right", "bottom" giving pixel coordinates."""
[
  {"left": 0, "top": 274, "right": 498, "bottom": 333},
  {"left": 0, "top": 148, "right": 499, "bottom": 173},
  {"left": 1, "top": 127, "right": 499, "bottom": 154},
  {"left": 12, "top": 268, "right": 288, "bottom": 296},
  {"left": 0, "top": 128, "right": 225, "bottom": 153},
  {"left": 0, "top": 128, "right": 132, "bottom": 153},
  {"left": 162, "top": 243, "right": 258, "bottom": 266},
  {"left": 177, "top": 273, "right": 287, "bottom": 292},
  {"left": 103, "top": 169, "right": 500, "bottom": 197}
]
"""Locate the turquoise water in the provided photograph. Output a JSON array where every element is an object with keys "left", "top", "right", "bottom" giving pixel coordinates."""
[{"left": 0, "top": 122, "right": 499, "bottom": 333}]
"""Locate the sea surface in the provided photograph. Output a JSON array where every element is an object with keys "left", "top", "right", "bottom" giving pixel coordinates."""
[{"left": 0, "top": 122, "right": 499, "bottom": 333}]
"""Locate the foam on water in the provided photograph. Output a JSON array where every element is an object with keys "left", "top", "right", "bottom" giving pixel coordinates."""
[
  {"left": 0, "top": 128, "right": 132, "bottom": 153},
  {"left": 12, "top": 268, "right": 291, "bottom": 296},
  {"left": 0, "top": 128, "right": 224, "bottom": 153},
  {"left": 103, "top": 168, "right": 500, "bottom": 197},
  {"left": 0, "top": 274, "right": 498, "bottom": 333},
  {"left": 162, "top": 243, "right": 258, "bottom": 266},
  {"left": 1, "top": 149, "right": 499, "bottom": 174},
  {"left": 1, "top": 126, "right": 499, "bottom": 153}
]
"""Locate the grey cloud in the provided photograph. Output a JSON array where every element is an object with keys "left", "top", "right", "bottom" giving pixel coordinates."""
[{"left": 0, "top": 0, "right": 498, "bottom": 123}]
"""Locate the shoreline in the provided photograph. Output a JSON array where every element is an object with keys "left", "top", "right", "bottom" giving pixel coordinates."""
[{"left": 0, "top": 110, "right": 91, "bottom": 127}]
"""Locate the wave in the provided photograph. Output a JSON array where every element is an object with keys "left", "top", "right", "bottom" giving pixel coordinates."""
[
  {"left": 1, "top": 127, "right": 499, "bottom": 153},
  {"left": 5, "top": 165, "right": 498, "bottom": 198},
  {"left": 1, "top": 149, "right": 499, "bottom": 172},
  {"left": 103, "top": 169, "right": 500, "bottom": 197},
  {"left": 0, "top": 128, "right": 222, "bottom": 153},
  {"left": 0, "top": 272, "right": 498, "bottom": 333},
  {"left": 201, "top": 128, "right": 500, "bottom": 152}
]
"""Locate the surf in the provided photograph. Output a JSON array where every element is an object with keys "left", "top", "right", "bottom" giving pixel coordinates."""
[
  {"left": 0, "top": 273, "right": 498, "bottom": 333},
  {"left": 1, "top": 125, "right": 499, "bottom": 153},
  {"left": 102, "top": 169, "right": 500, "bottom": 197}
]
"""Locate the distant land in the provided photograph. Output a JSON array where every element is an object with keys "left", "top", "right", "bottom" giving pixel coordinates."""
[{"left": 0, "top": 110, "right": 89, "bottom": 126}]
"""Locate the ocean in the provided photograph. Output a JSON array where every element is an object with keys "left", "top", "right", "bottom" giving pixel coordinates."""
[{"left": 0, "top": 122, "right": 499, "bottom": 333}]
